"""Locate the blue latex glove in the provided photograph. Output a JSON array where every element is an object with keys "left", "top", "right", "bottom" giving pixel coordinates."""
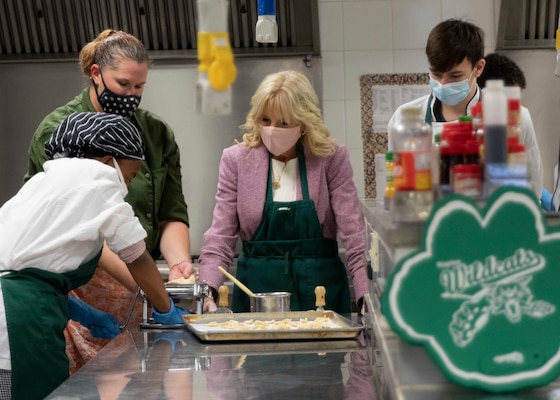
[
  {"left": 542, "top": 187, "right": 554, "bottom": 211},
  {"left": 67, "top": 296, "right": 122, "bottom": 339},
  {"left": 152, "top": 299, "right": 191, "bottom": 325}
]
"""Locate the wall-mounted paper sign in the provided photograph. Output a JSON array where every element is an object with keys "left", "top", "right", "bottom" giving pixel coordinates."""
[
  {"left": 382, "top": 187, "right": 560, "bottom": 392},
  {"left": 371, "top": 84, "right": 430, "bottom": 132}
]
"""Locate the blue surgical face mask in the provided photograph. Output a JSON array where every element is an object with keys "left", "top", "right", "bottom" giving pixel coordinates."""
[{"left": 429, "top": 70, "right": 475, "bottom": 106}]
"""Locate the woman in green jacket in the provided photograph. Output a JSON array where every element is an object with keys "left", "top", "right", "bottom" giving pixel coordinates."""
[{"left": 25, "top": 29, "right": 195, "bottom": 373}]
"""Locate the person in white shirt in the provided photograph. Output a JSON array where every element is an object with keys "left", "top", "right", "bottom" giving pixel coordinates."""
[
  {"left": 388, "top": 19, "right": 543, "bottom": 199},
  {"left": 0, "top": 112, "right": 189, "bottom": 400}
]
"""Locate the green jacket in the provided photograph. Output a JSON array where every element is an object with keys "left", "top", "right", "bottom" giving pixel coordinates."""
[{"left": 26, "top": 88, "right": 190, "bottom": 255}]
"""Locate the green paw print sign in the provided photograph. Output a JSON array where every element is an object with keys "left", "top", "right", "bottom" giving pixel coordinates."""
[{"left": 382, "top": 187, "right": 560, "bottom": 392}]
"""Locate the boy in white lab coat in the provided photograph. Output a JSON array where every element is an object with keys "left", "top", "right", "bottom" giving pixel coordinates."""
[{"left": 388, "top": 18, "right": 543, "bottom": 199}]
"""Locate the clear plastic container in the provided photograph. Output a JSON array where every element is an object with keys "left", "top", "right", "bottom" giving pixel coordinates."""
[
  {"left": 431, "top": 134, "right": 442, "bottom": 201},
  {"left": 482, "top": 80, "right": 508, "bottom": 164},
  {"left": 390, "top": 106, "right": 433, "bottom": 223}
]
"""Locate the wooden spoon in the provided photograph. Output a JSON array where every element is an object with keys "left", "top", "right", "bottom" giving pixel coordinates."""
[{"left": 218, "top": 266, "right": 256, "bottom": 297}]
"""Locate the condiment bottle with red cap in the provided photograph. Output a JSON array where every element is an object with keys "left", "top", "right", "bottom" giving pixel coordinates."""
[
  {"left": 470, "top": 101, "right": 484, "bottom": 141},
  {"left": 504, "top": 86, "right": 521, "bottom": 140},
  {"left": 507, "top": 136, "right": 527, "bottom": 166},
  {"left": 439, "top": 121, "right": 471, "bottom": 190},
  {"left": 453, "top": 164, "right": 482, "bottom": 197}
]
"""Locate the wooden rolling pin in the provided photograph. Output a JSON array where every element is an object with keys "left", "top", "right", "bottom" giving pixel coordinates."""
[
  {"left": 215, "top": 285, "right": 233, "bottom": 314},
  {"left": 315, "top": 286, "right": 326, "bottom": 312}
]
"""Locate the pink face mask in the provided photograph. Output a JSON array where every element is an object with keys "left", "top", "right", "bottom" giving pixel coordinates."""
[{"left": 260, "top": 125, "right": 301, "bottom": 156}]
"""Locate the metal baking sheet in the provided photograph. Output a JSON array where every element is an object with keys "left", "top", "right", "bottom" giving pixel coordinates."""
[{"left": 183, "top": 311, "right": 364, "bottom": 342}]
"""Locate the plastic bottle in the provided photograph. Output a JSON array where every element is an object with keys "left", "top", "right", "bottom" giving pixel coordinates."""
[
  {"left": 504, "top": 86, "right": 521, "bottom": 140},
  {"left": 390, "top": 106, "right": 433, "bottom": 223},
  {"left": 439, "top": 122, "right": 468, "bottom": 189},
  {"left": 465, "top": 140, "right": 481, "bottom": 165},
  {"left": 503, "top": 137, "right": 530, "bottom": 188},
  {"left": 507, "top": 137, "right": 528, "bottom": 178},
  {"left": 453, "top": 164, "right": 482, "bottom": 197},
  {"left": 470, "top": 101, "right": 484, "bottom": 142},
  {"left": 431, "top": 134, "right": 442, "bottom": 200},
  {"left": 384, "top": 151, "right": 395, "bottom": 210},
  {"left": 482, "top": 80, "right": 508, "bottom": 164}
]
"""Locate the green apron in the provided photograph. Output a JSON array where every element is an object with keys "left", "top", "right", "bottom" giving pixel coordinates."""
[
  {"left": 1, "top": 251, "right": 101, "bottom": 400},
  {"left": 232, "top": 146, "right": 351, "bottom": 314},
  {"left": 425, "top": 93, "right": 433, "bottom": 124}
]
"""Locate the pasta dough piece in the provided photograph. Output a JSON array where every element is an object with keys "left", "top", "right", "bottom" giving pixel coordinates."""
[
  {"left": 168, "top": 275, "right": 196, "bottom": 284},
  {"left": 203, "top": 317, "right": 340, "bottom": 330}
]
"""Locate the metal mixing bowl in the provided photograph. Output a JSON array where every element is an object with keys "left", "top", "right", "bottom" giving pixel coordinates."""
[{"left": 250, "top": 292, "right": 291, "bottom": 312}]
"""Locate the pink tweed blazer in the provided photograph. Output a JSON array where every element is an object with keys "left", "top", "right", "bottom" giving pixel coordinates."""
[{"left": 198, "top": 142, "right": 368, "bottom": 302}]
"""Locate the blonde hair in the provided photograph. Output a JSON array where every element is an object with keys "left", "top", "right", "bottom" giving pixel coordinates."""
[
  {"left": 241, "top": 70, "right": 335, "bottom": 157},
  {"left": 79, "top": 29, "right": 149, "bottom": 77}
]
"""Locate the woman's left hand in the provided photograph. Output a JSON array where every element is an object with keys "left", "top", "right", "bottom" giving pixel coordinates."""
[{"left": 168, "top": 260, "right": 195, "bottom": 281}]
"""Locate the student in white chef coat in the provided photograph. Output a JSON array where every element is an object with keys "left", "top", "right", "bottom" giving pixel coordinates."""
[
  {"left": 0, "top": 112, "right": 189, "bottom": 400},
  {"left": 27, "top": 29, "right": 195, "bottom": 375},
  {"left": 387, "top": 18, "right": 543, "bottom": 198}
]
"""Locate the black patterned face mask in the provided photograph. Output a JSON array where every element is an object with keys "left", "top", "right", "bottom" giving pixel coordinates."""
[{"left": 94, "top": 72, "right": 141, "bottom": 118}]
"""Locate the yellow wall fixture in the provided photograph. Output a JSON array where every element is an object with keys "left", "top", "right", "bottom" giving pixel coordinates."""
[
  {"left": 196, "top": 0, "right": 237, "bottom": 115},
  {"left": 256, "top": 0, "right": 278, "bottom": 43},
  {"left": 556, "top": 12, "right": 560, "bottom": 77}
]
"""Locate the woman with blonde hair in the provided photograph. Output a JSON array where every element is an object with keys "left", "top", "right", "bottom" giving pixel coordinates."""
[
  {"left": 25, "top": 29, "right": 194, "bottom": 373},
  {"left": 199, "top": 70, "right": 367, "bottom": 314}
]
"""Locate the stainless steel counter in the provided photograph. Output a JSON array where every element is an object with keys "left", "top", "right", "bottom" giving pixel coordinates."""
[
  {"left": 364, "top": 290, "right": 560, "bottom": 400},
  {"left": 360, "top": 199, "right": 560, "bottom": 399},
  {"left": 45, "top": 315, "right": 375, "bottom": 399},
  {"left": 359, "top": 198, "right": 423, "bottom": 249}
]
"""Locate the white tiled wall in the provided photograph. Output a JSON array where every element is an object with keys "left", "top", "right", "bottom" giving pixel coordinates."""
[{"left": 319, "top": 0, "right": 500, "bottom": 197}]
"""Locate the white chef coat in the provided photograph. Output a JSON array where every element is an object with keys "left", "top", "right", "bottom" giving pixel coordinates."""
[
  {"left": 387, "top": 88, "right": 544, "bottom": 198},
  {"left": 0, "top": 157, "right": 147, "bottom": 369}
]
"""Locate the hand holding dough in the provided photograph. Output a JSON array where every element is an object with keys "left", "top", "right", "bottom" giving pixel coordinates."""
[{"left": 168, "top": 275, "right": 196, "bottom": 284}]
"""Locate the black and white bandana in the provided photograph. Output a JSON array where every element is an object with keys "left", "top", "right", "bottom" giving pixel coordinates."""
[{"left": 45, "top": 112, "right": 145, "bottom": 160}]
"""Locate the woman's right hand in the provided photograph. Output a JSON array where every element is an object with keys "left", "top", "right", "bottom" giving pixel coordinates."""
[{"left": 203, "top": 295, "right": 217, "bottom": 313}]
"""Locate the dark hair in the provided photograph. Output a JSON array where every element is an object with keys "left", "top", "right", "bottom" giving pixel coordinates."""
[
  {"left": 426, "top": 19, "right": 484, "bottom": 73},
  {"left": 478, "top": 53, "right": 526, "bottom": 89}
]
